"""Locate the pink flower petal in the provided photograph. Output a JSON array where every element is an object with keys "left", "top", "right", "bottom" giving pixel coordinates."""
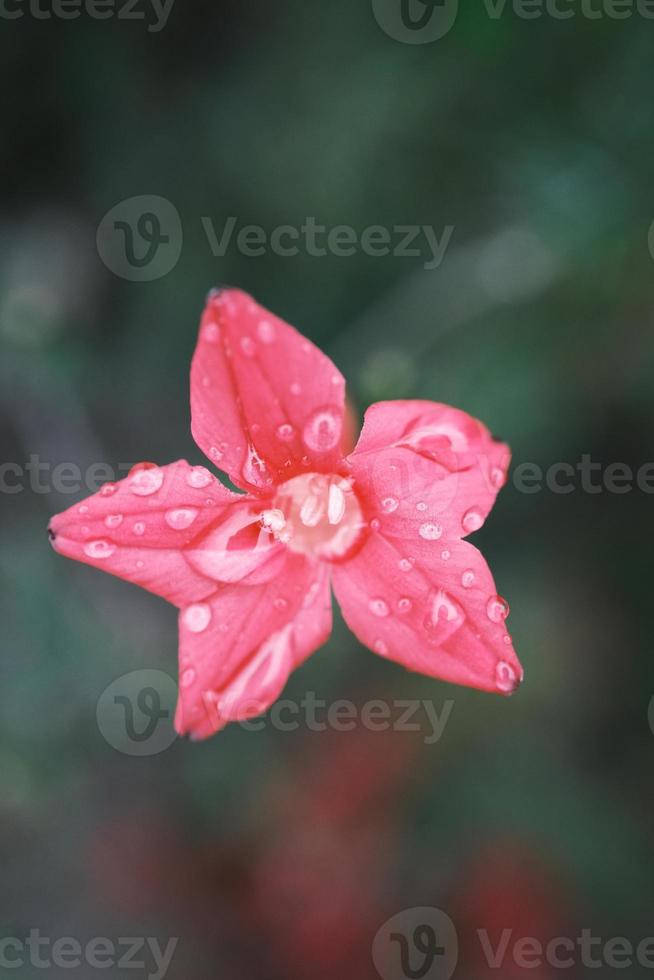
[
  {"left": 190, "top": 288, "right": 347, "bottom": 493},
  {"left": 347, "top": 400, "right": 510, "bottom": 540},
  {"left": 331, "top": 533, "right": 522, "bottom": 695},
  {"left": 175, "top": 560, "right": 332, "bottom": 739},
  {"left": 48, "top": 461, "right": 247, "bottom": 606}
]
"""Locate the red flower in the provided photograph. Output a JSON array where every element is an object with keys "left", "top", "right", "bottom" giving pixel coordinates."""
[{"left": 49, "top": 288, "right": 522, "bottom": 738}]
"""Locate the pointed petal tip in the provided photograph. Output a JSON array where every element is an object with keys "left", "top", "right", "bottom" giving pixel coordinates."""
[{"left": 205, "top": 284, "right": 233, "bottom": 302}]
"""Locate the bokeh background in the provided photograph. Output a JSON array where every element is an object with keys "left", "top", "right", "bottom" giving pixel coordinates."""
[{"left": 2, "top": 2, "right": 654, "bottom": 977}]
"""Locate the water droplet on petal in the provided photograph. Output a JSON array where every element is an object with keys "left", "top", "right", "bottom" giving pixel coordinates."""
[
  {"left": 276, "top": 423, "right": 295, "bottom": 442},
  {"left": 209, "top": 445, "right": 224, "bottom": 463},
  {"left": 381, "top": 496, "right": 399, "bottom": 513},
  {"left": 462, "top": 507, "right": 484, "bottom": 533},
  {"left": 78, "top": 504, "right": 89, "bottom": 514},
  {"left": 374, "top": 638, "right": 389, "bottom": 656},
  {"left": 128, "top": 467, "right": 164, "bottom": 496},
  {"left": 370, "top": 518, "right": 381, "bottom": 531},
  {"left": 490, "top": 466, "right": 506, "bottom": 489},
  {"left": 274, "top": 597, "right": 288, "bottom": 611},
  {"left": 133, "top": 522, "right": 146, "bottom": 536},
  {"left": 186, "top": 466, "right": 212, "bottom": 489},
  {"left": 441, "top": 549, "right": 451, "bottom": 560},
  {"left": 399, "top": 558, "right": 412, "bottom": 572},
  {"left": 165, "top": 507, "right": 199, "bottom": 530},
  {"left": 242, "top": 445, "right": 273, "bottom": 488},
  {"left": 496, "top": 659, "right": 519, "bottom": 693},
  {"left": 180, "top": 668, "right": 196, "bottom": 688},
  {"left": 257, "top": 319, "right": 276, "bottom": 343},
  {"left": 99, "top": 483, "right": 117, "bottom": 497},
  {"left": 182, "top": 603, "right": 212, "bottom": 633},
  {"left": 369, "top": 598, "right": 389, "bottom": 618},
  {"left": 486, "top": 594, "right": 510, "bottom": 623},
  {"left": 302, "top": 408, "right": 342, "bottom": 453},
  {"left": 240, "top": 336, "right": 256, "bottom": 357},
  {"left": 203, "top": 322, "right": 220, "bottom": 343},
  {"left": 416, "top": 501, "right": 427, "bottom": 512},
  {"left": 104, "top": 514, "right": 124, "bottom": 529},
  {"left": 397, "top": 597, "right": 413, "bottom": 614},
  {"left": 503, "top": 634, "right": 512, "bottom": 645},
  {"left": 461, "top": 569, "right": 475, "bottom": 588},
  {"left": 290, "top": 382, "right": 302, "bottom": 395},
  {"left": 419, "top": 523, "right": 442, "bottom": 540},
  {"left": 84, "top": 540, "right": 116, "bottom": 559},
  {"left": 424, "top": 589, "right": 465, "bottom": 642}
]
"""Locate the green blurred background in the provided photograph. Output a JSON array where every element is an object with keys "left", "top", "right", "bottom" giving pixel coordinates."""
[{"left": 2, "top": 2, "right": 654, "bottom": 977}]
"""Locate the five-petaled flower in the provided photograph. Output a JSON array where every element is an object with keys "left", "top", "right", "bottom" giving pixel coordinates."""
[{"left": 49, "top": 288, "right": 523, "bottom": 739}]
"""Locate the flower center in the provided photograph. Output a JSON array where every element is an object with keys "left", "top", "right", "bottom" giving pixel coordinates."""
[{"left": 260, "top": 472, "right": 364, "bottom": 561}]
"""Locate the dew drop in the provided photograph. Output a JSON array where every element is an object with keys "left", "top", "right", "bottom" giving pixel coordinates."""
[
  {"left": 128, "top": 467, "right": 164, "bottom": 496},
  {"left": 242, "top": 445, "right": 273, "bottom": 488},
  {"left": 290, "top": 382, "right": 302, "bottom": 395},
  {"left": 99, "top": 483, "right": 117, "bottom": 498},
  {"left": 182, "top": 603, "right": 212, "bottom": 633},
  {"left": 416, "top": 501, "right": 427, "bottom": 512},
  {"left": 165, "top": 507, "right": 199, "bottom": 530},
  {"left": 209, "top": 445, "right": 224, "bottom": 463},
  {"left": 440, "top": 549, "right": 451, "bottom": 560},
  {"left": 257, "top": 319, "right": 276, "bottom": 343},
  {"left": 419, "top": 522, "right": 442, "bottom": 541},
  {"left": 78, "top": 504, "right": 89, "bottom": 515},
  {"left": 240, "top": 336, "right": 256, "bottom": 357},
  {"left": 370, "top": 518, "right": 381, "bottom": 532},
  {"left": 136, "top": 560, "right": 144, "bottom": 569},
  {"left": 462, "top": 507, "right": 484, "bottom": 534},
  {"left": 276, "top": 423, "right": 295, "bottom": 442},
  {"left": 186, "top": 466, "right": 212, "bottom": 489},
  {"left": 369, "top": 598, "right": 390, "bottom": 618},
  {"left": 203, "top": 322, "right": 220, "bottom": 343},
  {"left": 399, "top": 558, "right": 412, "bottom": 572},
  {"left": 180, "top": 668, "right": 196, "bottom": 688},
  {"left": 486, "top": 595, "right": 510, "bottom": 623},
  {"left": 302, "top": 408, "right": 342, "bottom": 453},
  {"left": 83, "top": 540, "right": 116, "bottom": 559},
  {"left": 461, "top": 569, "right": 475, "bottom": 588},
  {"left": 104, "top": 514, "right": 124, "bottom": 529},
  {"left": 374, "top": 638, "right": 389, "bottom": 656},
  {"left": 490, "top": 466, "right": 506, "bottom": 489},
  {"left": 381, "top": 496, "right": 399, "bottom": 513},
  {"left": 133, "top": 522, "right": 146, "bottom": 536},
  {"left": 397, "top": 597, "right": 413, "bottom": 614},
  {"left": 495, "top": 659, "right": 519, "bottom": 693},
  {"left": 274, "top": 597, "right": 288, "bottom": 611}
]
